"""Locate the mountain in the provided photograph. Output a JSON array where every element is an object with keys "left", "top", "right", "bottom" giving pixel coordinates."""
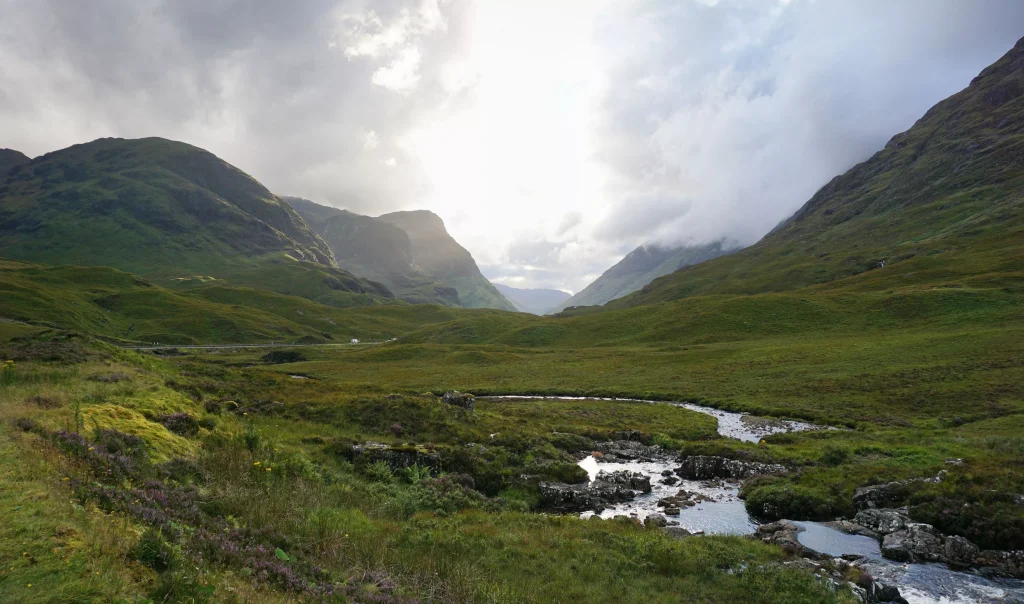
[
  {"left": 0, "top": 137, "right": 393, "bottom": 306},
  {"left": 555, "top": 241, "right": 736, "bottom": 311},
  {"left": 286, "top": 197, "right": 460, "bottom": 307},
  {"left": 493, "top": 283, "right": 571, "bottom": 315},
  {"left": 607, "top": 35, "right": 1024, "bottom": 309},
  {"left": 378, "top": 210, "right": 517, "bottom": 311},
  {"left": 0, "top": 149, "right": 29, "bottom": 176},
  {"left": 288, "top": 197, "right": 515, "bottom": 311}
]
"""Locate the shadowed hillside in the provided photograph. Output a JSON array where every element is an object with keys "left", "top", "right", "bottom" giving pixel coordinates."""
[{"left": 0, "top": 138, "right": 396, "bottom": 305}]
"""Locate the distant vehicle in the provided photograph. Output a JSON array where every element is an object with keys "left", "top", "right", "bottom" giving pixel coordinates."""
[{"left": 351, "top": 338, "right": 359, "bottom": 344}]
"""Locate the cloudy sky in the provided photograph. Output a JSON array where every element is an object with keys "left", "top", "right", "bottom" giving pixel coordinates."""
[{"left": 2, "top": 0, "right": 1022, "bottom": 292}]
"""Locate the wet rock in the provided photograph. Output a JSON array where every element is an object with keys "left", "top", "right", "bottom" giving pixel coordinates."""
[
  {"left": 659, "top": 476, "right": 679, "bottom": 486},
  {"left": 853, "top": 508, "right": 909, "bottom": 535},
  {"left": 596, "top": 470, "right": 652, "bottom": 493},
  {"left": 943, "top": 535, "right": 980, "bottom": 565},
  {"left": 441, "top": 391, "right": 475, "bottom": 410},
  {"left": 593, "top": 440, "right": 662, "bottom": 462},
  {"left": 861, "top": 581, "right": 908, "bottom": 604},
  {"left": 826, "top": 520, "right": 880, "bottom": 539},
  {"left": 756, "top": 520, "right": 816, "bottom": 557},
  {"left": 661, "top": 470, "right": 674, "bottom": 477},
  {"left": 538, "top": 480, "right": 636, "bottom": 513},
  {"left": 645, "top": 514, "right": 668, "bottom": 528},
  {"left": 675, "top": 455, "right": 787, "bottom": 480},
  {"left": 881, "top": 524, "right": 944, "bottom": 562},
  {"left": 664, "top": 506, "right": 681, "bottom": 516},
  {"left": 975, "top": 549, "right": 1024, "bottom": 578}
]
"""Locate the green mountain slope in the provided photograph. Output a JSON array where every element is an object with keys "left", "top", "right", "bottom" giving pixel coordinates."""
[
  {"left": 0, "top": 259, "right": 458, "bottom": 344},
  {"left": 608, "top": 36, "right": 1024, "bottom": 309},
  {"left": 286, "top": 197, "right": 460, "bottom": 306},
  {"left": 0, "top": 149, "right": 29, "bottom": 176},
  {"left": 493, "top": 283, "right": 570, "bottom": 315},
  {"left": 0, "top": 138, "right": 396, "bottom": 306},
  {"left": 555, "top": 242, "right": 736, "bottom": 311},
  {"left": 378, "top": 210, "right": 517, "bottom": 311}
]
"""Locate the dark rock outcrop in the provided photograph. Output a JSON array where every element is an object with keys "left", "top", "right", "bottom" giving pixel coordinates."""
[
  {"left": 347, "top": 442, "right": 440, "bottom": 472},
  {"left": 852, "top": 473, "right": 945, "bottom": 510},
  {"left": 592, "top": 440, "right": 663, "bottom": 462},
  {"left": 441, "top": 391, "right": 475, "bottom": 410},
  {"left": 675, "top": 455, "right": 787, "bottom": 480},
  {"left": 538, "top": 480, "right": 636, "bottom": 513},
  {"left": 595, "top": 470, "right": 652, "bottom": 493}
]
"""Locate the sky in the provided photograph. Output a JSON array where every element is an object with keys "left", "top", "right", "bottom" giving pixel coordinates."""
[{"left": 1, "top": 0, "right": 1022, "bottom": 293}]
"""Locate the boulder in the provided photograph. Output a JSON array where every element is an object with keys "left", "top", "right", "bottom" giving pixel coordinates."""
[
  {"left": 664, "top": 506, "right": 681, "bottom": 516},
  {"left": 852, "top": 472, "right": 946, "bottom": 510},
  {"left": 538, "top": 480, "right": 636, "bottom": 513},
  {"left": 675, "top": 455, "right": 787, "bottom": 480},
  {"left": 659, "top": 476, "right": 679, "bottom": 486},
  {"left": 592, "top": 440, "right": 662, "bottom": 462},
  {"left": 881, "top": 524, "right": 944, "bottom": 562},
  {"left": 756, "top": 520, "right": 816, "bottom": 557},
  {"left": 596, "top": 470, "right": 652, "bottom": 493},
  {"left": 943, "top": 535, "right": 981, "bottom": 565},
  {"left": 645, "top": 514, "right": 668, "bottom": 528},
  {"left": 664, "top": 527, "right": 692, "bottom": 538},
  {"left": 853, "top": 508, "right": 910, "bottom": 535},
  {"left": 441, "top": 391, "right": 475, "bottom": 410}
]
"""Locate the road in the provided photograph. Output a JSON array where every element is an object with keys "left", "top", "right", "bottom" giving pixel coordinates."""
[{"left": 122, "top": 341, "right": 383, "bottom": 351}]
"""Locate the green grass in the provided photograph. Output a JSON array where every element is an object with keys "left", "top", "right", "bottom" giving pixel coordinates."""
[{"left": 0, "top": 337, "right": 855, "bottom": 603}]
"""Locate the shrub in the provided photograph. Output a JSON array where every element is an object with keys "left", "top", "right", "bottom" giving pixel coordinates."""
[
  {"left": 198, "top": 417, "right": 216, "bottom": 431},
  {"left": 157, "top": 413, "right": 200, "bottom": 437},
  {"left": 820, "top": 443, "right": 852, "bottom": 466},
  {"left": 242, "top": 424, "right": 262, "bottom": 452},
  {"left": 26, "top": 395, "right": 62, "bottom": 408},
  {"left": 93, "top": 428, "right": 148, "bottom": 461},
  {"left": 744, "top": 480, "right": 840, "bottom": 521},
  {"left": 363, "top": 460, "right": 394, "bottom": 483},
  {"left": 261, "top": 350, "right": 306, "bottom": 364},
  {"left": 132, "top": 528, "right": 177, "bottom": 571},
  {"left": 401, "top": 464, "right": 432, "bottom": 483}
]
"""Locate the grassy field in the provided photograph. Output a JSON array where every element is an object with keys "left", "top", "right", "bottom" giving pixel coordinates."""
[{"left": 0, "top": 334, "right": 855, "bottom": 603}]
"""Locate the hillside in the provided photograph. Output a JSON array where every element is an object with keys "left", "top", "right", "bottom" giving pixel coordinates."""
[
  {"left": 0, "top": 138, "right": 399, "bottom": 306},
  {"left": 286, "top": 197, "right": 461, "bottom": 306},
  {"left": 493, "top": 282, "right": 571, "bottom": 314},
  {"left": 0, "top": 259, "right": 459, "bottom": 344},
  {"left": 378, "top": 210, "right": 517, "bottom": 311},
  {"left": 607, "top": 36, "right": 1024, "bottom": 309},
  {"left": 555, "top": 241, "right": 736, "bottom": 311},
  {"left": 0, "top": 148, "right": 29, "bottom": 176}
]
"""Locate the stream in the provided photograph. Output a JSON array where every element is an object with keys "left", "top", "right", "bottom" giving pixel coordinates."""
[{"left": 482, "top": 396, "right": 1023, "bottom": 603}]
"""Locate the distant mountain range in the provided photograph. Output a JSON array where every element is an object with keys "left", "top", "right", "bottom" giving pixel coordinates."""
[
  {"left": 492, "top": 283, "right": 571, "bottom": 315},
  {"left": 286, "top": 198, "right": 516, "bottom": 311},
  {"left": 554, "top": 241, "right": 737, "bottom": 311}
]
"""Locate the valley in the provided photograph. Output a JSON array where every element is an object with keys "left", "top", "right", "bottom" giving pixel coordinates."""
[{"left": 0, "top": 20, "right": 1022, "bottom": 604}]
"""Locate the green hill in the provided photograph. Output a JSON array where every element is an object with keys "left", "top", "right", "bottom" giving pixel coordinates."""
[
  {"left": 607, "top": 36, "right": 1024, "bottom": 309},
  {"left": 0, "top": 148, "right": 29, "bottom": 176},
  {"left": 554, "top": 241, "right": 736, "bottom": 311},
  {"left": 378, "top": 210, "right": 517, "bottom": 311},
  {"left": 0, "top": 138, "right": 397, "bottom": 306},
  {"left": 286, "top": 197, "right": 461, "bottom": 306},
  {"left": 0, "top": 258, "right": 460, "bottom": 344}
]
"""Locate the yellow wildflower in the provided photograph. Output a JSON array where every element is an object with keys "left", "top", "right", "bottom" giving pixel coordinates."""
[{"left": 253, "top": 461, "right": 260, "bottom": 466}]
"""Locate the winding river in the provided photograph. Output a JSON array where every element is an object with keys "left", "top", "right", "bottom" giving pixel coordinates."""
[{"left": 483, "top": 396, "right": 1024, "bottom": 603}]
